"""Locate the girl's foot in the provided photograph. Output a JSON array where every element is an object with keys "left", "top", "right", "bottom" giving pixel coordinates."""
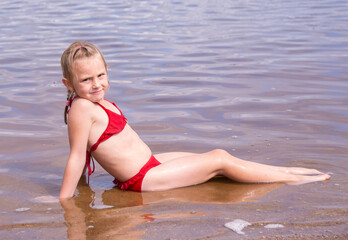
[
  {"left": 279, "top": 167, "right": 325, "bottom": 175},
  {"left": 288, "top": 173, "right": 331, "bottom": 185}
]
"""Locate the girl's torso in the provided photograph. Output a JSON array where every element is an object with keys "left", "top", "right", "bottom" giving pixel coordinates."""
[{"left": 71, "top": 98, "right": 152, "bottom": 181}]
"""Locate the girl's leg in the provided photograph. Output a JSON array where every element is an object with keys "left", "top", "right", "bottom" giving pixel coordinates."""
[
  {"left": 143, "top": 149, "right": 330, "bottom": 191},
  {"left": 154, "top": 152, "right": 197, "bottom": 163},
  {"left": 155, "top": 152, "right": 325, "bottom": 175}
]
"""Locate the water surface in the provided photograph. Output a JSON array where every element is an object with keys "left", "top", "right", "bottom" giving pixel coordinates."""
[{"left": 0, "top": 0, "right": 347, "bottom": 239}]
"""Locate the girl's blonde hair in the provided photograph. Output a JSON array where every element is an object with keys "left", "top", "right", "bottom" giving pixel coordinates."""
[{"left": 61, "top": 41, "right": 107, "bottom": 124}]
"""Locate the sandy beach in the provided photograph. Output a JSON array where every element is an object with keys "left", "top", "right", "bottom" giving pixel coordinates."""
[{"left": 1, "top": 0, "right": 347, "bottom": 239}]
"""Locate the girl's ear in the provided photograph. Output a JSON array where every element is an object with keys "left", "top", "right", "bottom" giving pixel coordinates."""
[{"left": 62, "top": 78, "right": 74, "bottom": 92}]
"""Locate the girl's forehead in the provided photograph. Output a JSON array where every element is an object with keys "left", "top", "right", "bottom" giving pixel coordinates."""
[
  {"left": 73, "top": 55, "right": 106, "bottom": 72},
  {"left": 74, "top": 54, "right": 103, "bottom": 65}
]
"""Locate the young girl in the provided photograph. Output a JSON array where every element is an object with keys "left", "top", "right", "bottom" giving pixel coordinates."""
[{"left": 59, "top": 41, "right": 330, "bottom": 199}]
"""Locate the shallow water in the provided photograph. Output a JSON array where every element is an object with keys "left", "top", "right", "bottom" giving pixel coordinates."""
[{"left": 0, "top": 0, "right": 347, "bottom": 239}]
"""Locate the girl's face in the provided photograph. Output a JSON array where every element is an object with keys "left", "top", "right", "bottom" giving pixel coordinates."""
[{"left": 67, "top": 54, "right": 108, "bottom": 103}]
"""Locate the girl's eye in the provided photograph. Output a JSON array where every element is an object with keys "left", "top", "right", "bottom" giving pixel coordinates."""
[
  {"left": 98, "top": 73, "right": 105, "bottom": 78},
  {"left": 82, "top": 78, "right": 90, "bottom": 82}
]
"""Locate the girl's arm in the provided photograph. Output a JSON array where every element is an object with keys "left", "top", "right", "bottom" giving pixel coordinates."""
[{"left": 59, "top": 100, "right": 93, "bottom": 199}]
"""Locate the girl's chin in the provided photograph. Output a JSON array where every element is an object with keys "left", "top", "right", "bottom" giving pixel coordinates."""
[
  {"left": 77, "top": 93, "right": 104, "bottom": 102},
  {"left": 77, "top": 96, "right": 103, "bottom": 103},
  {"left": 91, "top": 95, "right": 104, "bottom": 102},
  {"left": 90, "top": 92, "right": 104, "bottom": 97}
]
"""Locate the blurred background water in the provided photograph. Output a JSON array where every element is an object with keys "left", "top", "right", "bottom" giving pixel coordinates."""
[{"left": 0, "top": 0, "right": 347, "bottom": 239}]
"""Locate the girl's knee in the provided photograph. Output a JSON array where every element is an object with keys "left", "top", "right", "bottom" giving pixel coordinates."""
[
  {"left": 208, "top": 149, "right": 229, "bottom": 167},
  {"left": 210, "top": 149, "right": 228, "bottom": 157}
]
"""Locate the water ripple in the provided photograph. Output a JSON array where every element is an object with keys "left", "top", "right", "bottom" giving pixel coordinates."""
[{"left": 0, "top": 1, "right": 347, "bottom": 235}]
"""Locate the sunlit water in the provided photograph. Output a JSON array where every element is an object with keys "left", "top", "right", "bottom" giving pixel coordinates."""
[{"left": 0, "top": 0, "right": 347, "bottom": 239}]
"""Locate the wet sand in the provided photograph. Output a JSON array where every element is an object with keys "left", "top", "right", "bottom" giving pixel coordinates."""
[{"left": 1, "top": 0, "right": 348, "bottom": 239}]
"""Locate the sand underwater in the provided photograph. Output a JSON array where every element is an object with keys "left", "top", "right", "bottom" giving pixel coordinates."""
[{"left": 0, "top": 0, "right": 347, "bottom": 239}]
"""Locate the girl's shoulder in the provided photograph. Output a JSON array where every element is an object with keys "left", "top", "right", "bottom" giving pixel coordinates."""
[
  {"left": 68, "top": 98, "right": 98, "bottom": 118},
  {"left": 71, "top": 97, "right": 95, "bottom": 108}
]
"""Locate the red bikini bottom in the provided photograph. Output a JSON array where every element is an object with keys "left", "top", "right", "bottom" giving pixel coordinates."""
[{"left": 113, "top": 155, "right": 161, "bottom": 192}]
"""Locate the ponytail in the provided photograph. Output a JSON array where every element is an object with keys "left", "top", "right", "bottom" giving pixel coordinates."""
[{"left": 64, "top": 90, "right": 75, "bottom": 124}]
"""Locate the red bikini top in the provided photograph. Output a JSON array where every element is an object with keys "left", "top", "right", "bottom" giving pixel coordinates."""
[
  {"left": 66, "top": 98, "right": 127, "bottom": 184},
  {"left": 86, "top": 100, "right": 127, "bottom": 183}
]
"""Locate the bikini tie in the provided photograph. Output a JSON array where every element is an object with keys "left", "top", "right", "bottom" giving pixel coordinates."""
[
  {"left": 66, "top": 96, "right": 77, "bottom": 114},
  {"left": 86, "top": 151, "right": 95, "bottom": 184}
]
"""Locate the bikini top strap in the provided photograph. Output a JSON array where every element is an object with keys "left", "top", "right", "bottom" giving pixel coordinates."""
[{"left": 103, "top": 99, "right": 124, "bottom": 116}]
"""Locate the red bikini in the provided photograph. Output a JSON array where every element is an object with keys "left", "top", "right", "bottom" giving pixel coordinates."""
[
  {"left": 67, "top": 98, "right": 160, "bottom": 192},
  {"left": 85, "top": 100, "right": 127, "bottom": 184}
]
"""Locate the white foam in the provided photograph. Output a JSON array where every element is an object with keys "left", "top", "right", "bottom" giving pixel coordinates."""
[
  {"left": 16, "top": 207, "right": 30, "bottom": 212},
  {"left": 224, "top": 219, "right": 251, "bottom": 235},
  {"left": 264, "top": 224, "right": 284, "bottom": 229},
  {"left": 92, "top": 204, "right": 113, "bottom": 210},
  {"left": 33, "top": 195, "right": 59, "bottom": 203},
  {"left": 41, "top": 174, "right": 62, "bottom": 180},
  {"left": 0, "top": 168, "right": 9, "bottom": 173}
]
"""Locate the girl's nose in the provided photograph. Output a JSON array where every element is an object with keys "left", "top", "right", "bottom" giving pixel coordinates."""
[{"left": 92, "top": 78, "right": 101, "bottom": 88}]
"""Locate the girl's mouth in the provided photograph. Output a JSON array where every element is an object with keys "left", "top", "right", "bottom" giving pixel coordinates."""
[{"left": 91, "top": 89, "right": 103, "bottom": 94}]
